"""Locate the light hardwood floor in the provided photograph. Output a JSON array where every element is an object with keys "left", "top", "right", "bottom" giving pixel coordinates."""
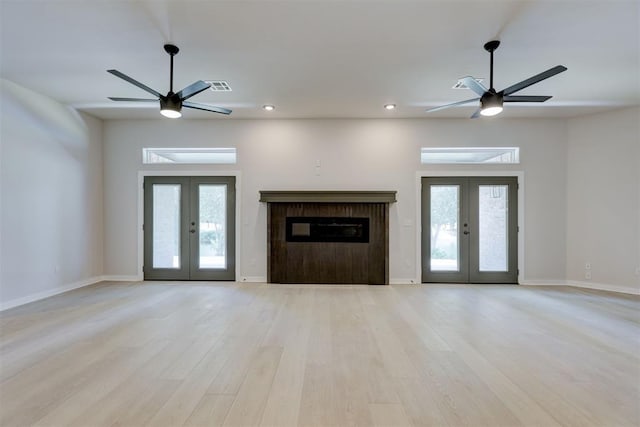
[{"left": 1, "top": 282, "right": 638, "bottom": 426}]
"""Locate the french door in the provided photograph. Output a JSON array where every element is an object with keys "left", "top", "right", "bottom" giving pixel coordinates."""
[
  {"left": 422, "top": 177, "right": 518, "bottom": 284},
  {"left": 143, "top": 176, "right": 236, "bottom": 280}
]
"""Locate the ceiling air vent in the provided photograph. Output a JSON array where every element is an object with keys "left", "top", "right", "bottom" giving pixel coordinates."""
[
  {"left": 452, "top": 78, "right": 484, "bottom": 89},
  {"left": 206, "top": 80, "right": 232, "bottom": 92}
]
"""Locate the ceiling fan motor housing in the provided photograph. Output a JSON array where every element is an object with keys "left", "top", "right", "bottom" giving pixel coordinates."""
[
  {"left": 160, "top": 93, "right": 182, "bottom": 112},
  {"left": 480, "top": 90, "right": 502, "bottom": 106}
]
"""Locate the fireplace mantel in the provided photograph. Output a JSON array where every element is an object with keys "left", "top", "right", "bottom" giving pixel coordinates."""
[{"left": 259, "top": 190, "right": 397, "bottom": 204}]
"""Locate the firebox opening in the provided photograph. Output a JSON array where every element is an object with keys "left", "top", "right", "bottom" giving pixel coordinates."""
[{"left": 286, "top": 217, "right": 369, "bottom": 243}]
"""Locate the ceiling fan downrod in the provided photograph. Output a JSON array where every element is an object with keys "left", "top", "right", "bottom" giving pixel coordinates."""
[
  {"left": 484, "top": 40, "right": 500, "bottom": 90},
  {"left": 164, "top": 44, "right": 179, "bottom": 94}
]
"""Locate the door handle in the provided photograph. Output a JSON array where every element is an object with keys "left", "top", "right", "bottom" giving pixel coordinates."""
[
  {"left": 190, "top": 229, "right": 196, "bottom": 234},
  {"left": 463, "top": 230, "right": 470, "bottom": 235}
]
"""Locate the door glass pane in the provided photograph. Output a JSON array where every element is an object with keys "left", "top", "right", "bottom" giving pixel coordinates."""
[
  {"left": 153, "top": 184, "right": 181, "bottom": 268},
  {"left": 479, "top": 185, "right": 508, "bottom": 271},
  {"left": 430, "top": 185, "right": 459, "bottom": 271},
  {"left": 199, "top": 185, "right": 227, "bottom": 269}
]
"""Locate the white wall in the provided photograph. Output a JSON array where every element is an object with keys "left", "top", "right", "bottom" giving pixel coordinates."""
[
  {"left": 103, "top": 117, "right": 567, "bottom": 283},
  {"left": 566, "top": 107, "right": 640, "bottom": 293},
  {"left": 1, "top": 80, "right": 634, "bottom": 307},
  {"left": 0, "top": 79, "right": 104, "bottom": 309}
]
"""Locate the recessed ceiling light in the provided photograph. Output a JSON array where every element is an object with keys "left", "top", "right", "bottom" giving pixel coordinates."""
[
  {"left": 384, "top": 104, "right": 396, "bottom": 110},
  {"left": 263, "top": 105, "right": 275, "bottom": 111}
]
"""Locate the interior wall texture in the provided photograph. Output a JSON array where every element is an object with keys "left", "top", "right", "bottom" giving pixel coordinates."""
[
  {"left": 566, "top": 107, "right": 640, "bottom": 293},
  {"left": 103, "top": 117, "right": 568, "bottom": 284},
  {"left": 0, "top": 79, "right": 104, "bottom": 307},
  {"left": 1, "top": 78, "right": 636, "bottom": 308}
]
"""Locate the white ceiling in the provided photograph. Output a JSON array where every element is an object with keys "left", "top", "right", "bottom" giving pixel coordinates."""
[{"left": 1, "top": 0, "right": 638, "bottom": 120}]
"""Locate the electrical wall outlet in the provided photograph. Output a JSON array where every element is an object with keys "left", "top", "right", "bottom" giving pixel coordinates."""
[
  {"left": 585, "top": 271, "right": 592, "bottom": 280},
  {"left": 585, "top": 262, "right": 591, "bottom": 270}
]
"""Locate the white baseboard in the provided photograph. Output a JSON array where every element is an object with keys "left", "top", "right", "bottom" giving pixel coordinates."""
[
  {"left": 0, "top": 275, "right": 103, "bottom": 312},
  {"left": 521, "top": 279, "right": 640, "bottom": 295},
  {"left": 101, "top": 275, "right": 143, "bottom": 282},
  {"left": 520, "top": 280, "right": 567, "bottom": 286},
  {"left": 566, "top": 280, "right": 640, "bottom": 296},
  {"left": 390, "top": 279, "right": 419, "bottom": 285},
  {"left": 238, "top": 278, "right": 419, "bottom": 285},
  {"left": 239, "top": 276, "right": 267, "bottom": 283}
]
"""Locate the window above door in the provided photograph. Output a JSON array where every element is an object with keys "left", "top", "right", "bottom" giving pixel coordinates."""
[
  {"left": 143, "top": 148, "right": 237, "bottom": 164},
  {"left": 421, "top": 147, "right": 519, "bottom": 164}
]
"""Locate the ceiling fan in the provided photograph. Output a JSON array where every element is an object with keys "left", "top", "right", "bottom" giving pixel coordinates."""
[
  {"left": 427, "top": 40, "right": 567, "bottom": 118},
  {"left": 107, "top": 44, "right": 231, "bottom": 118}
]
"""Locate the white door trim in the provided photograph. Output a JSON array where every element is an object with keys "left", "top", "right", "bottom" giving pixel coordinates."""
[
  {"left": 137, "top": 170, "right": 242, "bottom": 282},
  {"left": 415, "top": 170, "right": 525, "bottom": 284}
]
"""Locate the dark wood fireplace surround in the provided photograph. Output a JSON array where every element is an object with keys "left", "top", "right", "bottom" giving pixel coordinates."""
[{"left": 260, "top": 191, "right": 397, "bottom": 285}]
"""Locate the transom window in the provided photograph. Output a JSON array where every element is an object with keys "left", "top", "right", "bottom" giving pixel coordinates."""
[
  {"left": 143, "top": 148, "right": 237, "bottom": 164},
  {"left": 421, "top": 147, "right": 519, "bottom": 164}
]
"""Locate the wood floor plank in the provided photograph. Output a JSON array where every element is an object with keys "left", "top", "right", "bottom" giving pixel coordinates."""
[
  {"left": 258, "top": 345, "right": 307, "bottom": 427},
  {"left": 328, "top": 289, "right": 375, "bottom": 426},
  {"left": 0, "top": 282, "right": 637, "bottom": 426},
  {"left": 2, "top": 346, "right": 131, "bottom": 425},
  {"left": 222, "top": 345, "right": 284, "bottom": 426},
  {"left": 296, "top": 288, "right": 341, "bottom": 426},
  {"left": 259, "top": 289, "right": 314, "bottom": 427},
  {"left": 296, "top": 362, "right": 339, "bottom": 427},
  {"left": 67, "top": 377, "right": 179, "bottom": 427},
  {"left": 144, "top": 335, "right": 244, "bottom": 426},
  {"left": 369, "top": 402, "right": 413, "bottom": 427},
  {"left": 393, "top": 376, "right": 451, "bottom": 427},
  {"left": 33, "top": 339, "right": 170, "bottom": 426},
  {"left": 184, "top": 393, "right": 236, "bottom": 427},
  {"left": 360, "top": 293, "right": 419, "bottom": 379},
  {"left": 207, "top": 288, "right": 284, "bottom": 395},
  {"left": 440, "top": 332, "right": 562, "bottom": 427}
]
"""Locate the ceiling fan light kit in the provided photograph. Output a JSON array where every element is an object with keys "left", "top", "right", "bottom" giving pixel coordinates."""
[
  {"left": 480, "top": 91, "right": 503, "bottom": 116},
  {"left": 427, "top": 40, "right": 567, "bottom": 118},
  {"left": 108, "top": 44, "right": 232, "bottom": 118},
  {"left": 160, "top": 108, "right": 182, "bottom": 119},
  {"left": 160, "top": 96, "right": 182, "bottom": 118}
]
